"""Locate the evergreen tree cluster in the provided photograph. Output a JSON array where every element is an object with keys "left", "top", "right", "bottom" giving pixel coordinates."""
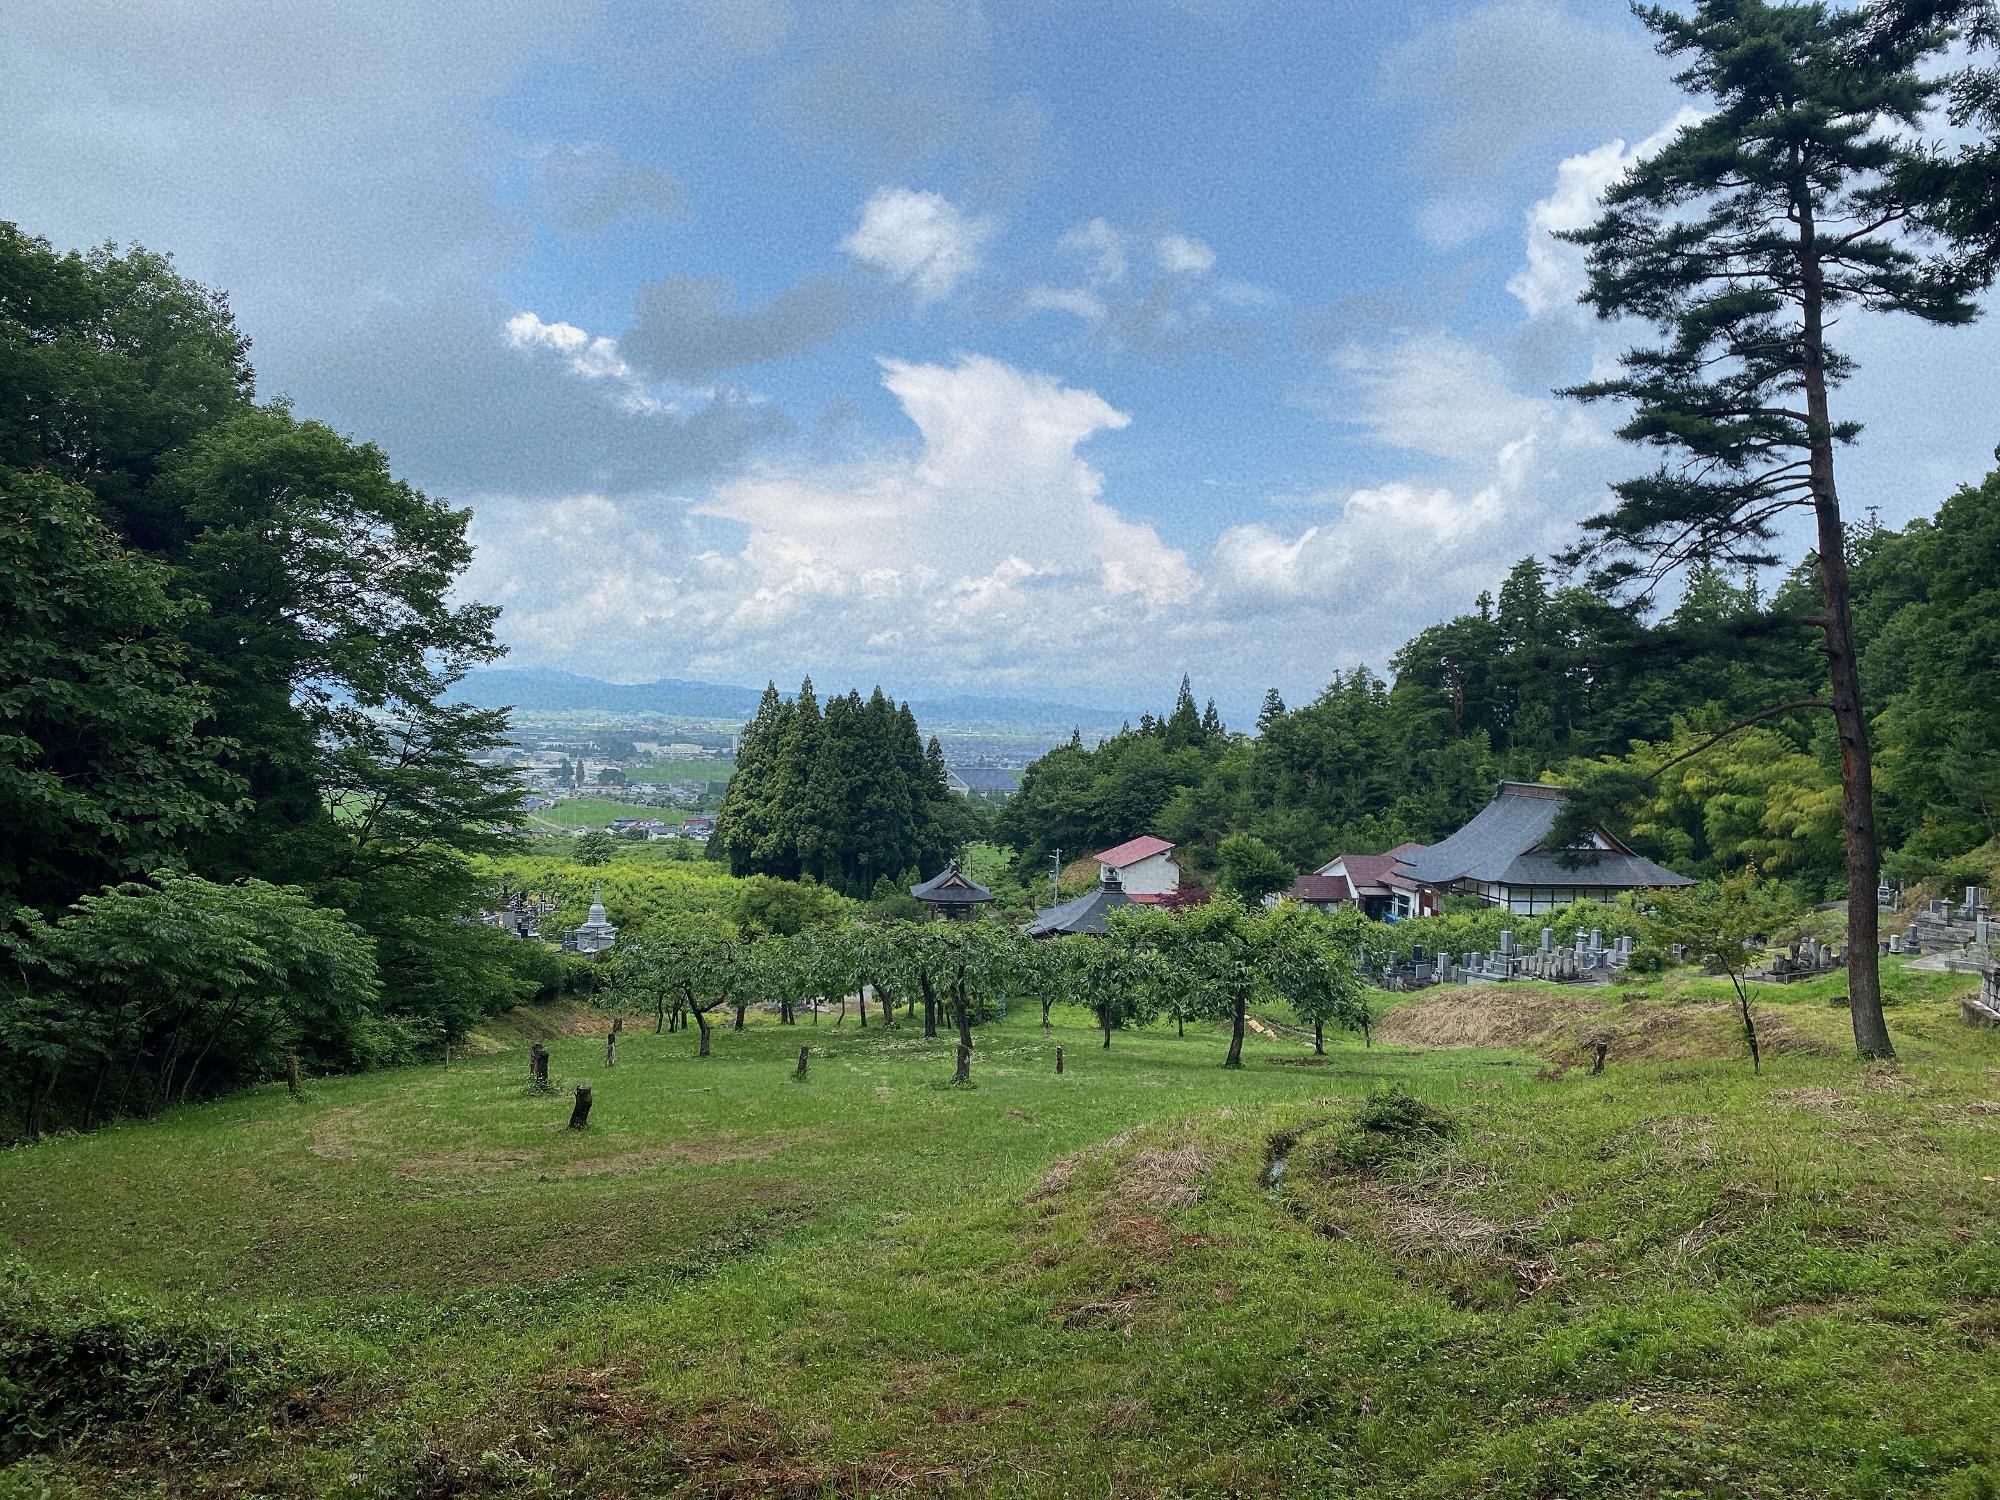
[{"left": 714, "top": 680, "right": 981, "bottom": 897}]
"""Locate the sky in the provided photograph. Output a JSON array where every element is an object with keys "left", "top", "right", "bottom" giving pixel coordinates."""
[{"left": 6, "top": 0, "right": 1997, "bottom": 721}]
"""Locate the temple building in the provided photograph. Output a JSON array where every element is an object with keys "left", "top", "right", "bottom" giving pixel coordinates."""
[
  {"left": 566, "top": 885, "right": 619, "bottom": 954},
  {"left": 1401, "top": 782, "right": 1692, "bottom": 914},
  {"left": 1023, "top": 867, "right": 1134, "bottom": 938},
  {"left": 909, "top": 862, "right": 995, "bottom": 920}
]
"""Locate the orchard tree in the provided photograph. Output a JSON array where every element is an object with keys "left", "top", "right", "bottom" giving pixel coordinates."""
[
  {"left": 1217, "top": 833, "right": 1294, "bottom": 905},
  {"left": 1256, "top": 903, "right": 1369, "bottom": 1054},
  {"left": 575, "top": 830, "right": 615, "bottom": 866},
  {"left": 1559, "top": 0, "right": 1989, "bottom": 1059},
  {"left": 1063, "top": 934, "right": 1160, "bottom": 1049}
]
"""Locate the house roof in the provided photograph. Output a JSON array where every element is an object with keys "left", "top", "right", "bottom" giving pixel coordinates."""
[
  {"left": 909, "top": 863, "right": 995, "bottom": 904},
  {"left": 1094, "top": 835, "right": 1174, "bottom": 868},
  {"left": 1022, "top": 878, "right": 1133, "bottom": 937},
  {"left": 952, "top": 767, "right": 1022, "bottom": 794},
  {"left": 1401, "top": 782, "right": 1693, "bottom": 890},
  {"left": 1330, "top": 852, "right": 1406, "bottom": 896},
  {"left": 1287, "top": 873, "right": 1353, "bottom": 904}
]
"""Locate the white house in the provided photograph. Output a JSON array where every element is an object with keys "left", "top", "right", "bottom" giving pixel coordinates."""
[{"left": 1093, "top": 836, "right": 1180, "bottom": 901}]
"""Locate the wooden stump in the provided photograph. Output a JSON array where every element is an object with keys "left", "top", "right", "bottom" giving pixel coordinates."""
[
  {"left": 1056, "top": 1046, "right": 1064, "bottom": 1075},
  {"left": 286, "top": 1053, "right": 301, "bottom": 1098},
  {"left": 795, "top": 1045, "right": 809, "bottom": 1080},
  {"left": 569, "top": 1085, "right": 593, "bottom": 1129},
  {"left": 1590, "top": 1041, "right": 1608, "bottom": 1076},
  {"left": 606, "top": 1016, "right": 622, "bottom": 1068},
  {"left": 530, "top": 1043, "right": 550, "bottom": 1085}
]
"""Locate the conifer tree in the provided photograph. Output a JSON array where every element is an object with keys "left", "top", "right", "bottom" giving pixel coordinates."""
[
  {"left": 1256, "top": 688, "right": 1287, "bottom": 735},
  {"left": 1558, "top": 0, "right": 1986, "bottom": 1059}
]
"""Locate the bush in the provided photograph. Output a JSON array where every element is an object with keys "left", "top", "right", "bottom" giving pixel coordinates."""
[
  {"left": 1326, "top": 1087, "right": 1459, "bottom": 1174},
  {"left": 0, "top": 1260, "right": 335, "bottom": 1460}
]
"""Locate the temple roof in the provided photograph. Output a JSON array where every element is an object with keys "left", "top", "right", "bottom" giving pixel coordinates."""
[
  {"left": 1023, "top": 875, "right": 1133, "bottom": 937},
  {"left": 1401, "top": 782, "right": 1693, "bottom": 890},
  {"left": 909, "top": 863, "right": 995, "bottom": 905}
]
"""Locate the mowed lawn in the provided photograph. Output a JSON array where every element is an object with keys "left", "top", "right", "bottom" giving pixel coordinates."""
[{"left": 3, "top": 967, "right": 1999, "bottom": 1498}]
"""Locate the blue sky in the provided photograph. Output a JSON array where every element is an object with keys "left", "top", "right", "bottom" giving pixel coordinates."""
[{"left": 7, "top": 0, "right": 1997, "bottom": 720}]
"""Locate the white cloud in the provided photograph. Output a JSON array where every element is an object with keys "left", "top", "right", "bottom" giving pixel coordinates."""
[
  {"left": 505, "top": 310, "right": 661, "bottom": 410},
  {"left": 1508, "top": 107, "right": 1704, "bottom": 318},
  {"left": 1156, "top": 232, "right": 1216, "bottom": 275},
  {"left": 468, "top": 355, "right": 1201, "bottom": 688},
  {"left": 840, "top": 187, "right": 996, "bottom": 304}
]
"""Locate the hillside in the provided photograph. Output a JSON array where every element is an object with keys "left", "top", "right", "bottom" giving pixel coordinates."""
[{"left": 3, "top": 963, "right": 1997, "bottom": 1497}]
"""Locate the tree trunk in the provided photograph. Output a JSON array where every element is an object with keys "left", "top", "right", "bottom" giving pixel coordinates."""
[
  {"left": 920, "top": 973, "right": 938, "bottom": 1039},
  {"left": 1101, "top": 1002, "right": 1112, "bottom": 1049},
  {"left": 694, "top": 1006, "right": 712, "bottom": 1058},
  {"left": 1041, "top": 996, "right": 1053, "bottom": 1035},
  {"left": 953, "top": 975, "right": 973, "bottom": 1084},
  {"left": 1799, "top": 205, "right": 1892, "bottom": 1061},
  {"left": 858, "top": 986, "right": 868, "bottom": 1028},
  {"left": 1056, "top": 1045, "right": 1064, "bottom": 1075},
  {"left": 655, "top": 995, "right": 666, "bottom": 1034},
  {"left": 605, "top": 1018, "right": 621, "bottom": 1068},
  {"left": 1732, "top": 976, "right": 1762, "bottom": 1075},
  {"left": 1224, "top": 994, "right": 1246, "bottom": 1068},
  {"left": 1314, "top": 1021, "right": 1324, "bottom": 1056},
  {"left": 795, "top": 1045, "right": 809, "bottom": 1079},
  {"left": 569, "top": 1086, "right": 593, "bottom": 1129},
  {"left": 733, "top": 999, "right": 746, "bottom": 1032}
]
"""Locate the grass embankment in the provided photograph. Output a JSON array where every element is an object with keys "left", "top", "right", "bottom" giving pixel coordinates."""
[{"left": 2, "top": 963, "right": 1997, "bottom": 1497}]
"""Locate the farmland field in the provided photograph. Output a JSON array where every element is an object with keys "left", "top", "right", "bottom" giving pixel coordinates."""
[{"left": 3, "top": 963, "right": 1998, "bottom": 1497}]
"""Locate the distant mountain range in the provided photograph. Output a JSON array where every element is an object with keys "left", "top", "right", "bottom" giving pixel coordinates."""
[{"left": 446, "top": 668, "right": 1133, "bottom": 731}]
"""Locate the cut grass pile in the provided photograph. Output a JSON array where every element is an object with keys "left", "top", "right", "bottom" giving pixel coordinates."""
[{"left": 1, "top": 961, "right": 1997, "bottom": 1497}]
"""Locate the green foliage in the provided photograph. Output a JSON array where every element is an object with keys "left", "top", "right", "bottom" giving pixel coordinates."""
[
  {"left": 574, "top": 830, "right": 615, "bottom": 866},
  {"left": 0, "top": 469, "right": 243, "bottom": 909},
  {"left": 1216, "top": 833, "right": 1292, "bottom": 904},
  {"left": 1319, "top": 1086, "right": 1461, "bottom": 1174},
  {"left": 0, "top": 1259, "right": 331, "bottom": 1463},
  {"left": 730, "top": 874, "right": 845, "bottom": 938},
  {"left": 0, "top": 872, "right": 379, "bottom": 1138},
  {"left": 715, "top": 682, "right": 973, "bottom": 897}
]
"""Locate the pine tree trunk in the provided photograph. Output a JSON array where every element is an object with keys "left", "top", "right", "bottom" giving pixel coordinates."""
[{"left": 1800, "top": 213, "right": 1893, "bottom": 1061}]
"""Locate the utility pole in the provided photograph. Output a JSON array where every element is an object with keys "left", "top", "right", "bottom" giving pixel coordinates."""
[{"left": 1051, "top": 848, "right": 1062, "bottom": 909}]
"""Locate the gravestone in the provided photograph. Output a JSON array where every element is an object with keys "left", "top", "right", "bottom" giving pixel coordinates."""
[{"left": 1541, "top": 928, "right": 1554, "bottom": 952}]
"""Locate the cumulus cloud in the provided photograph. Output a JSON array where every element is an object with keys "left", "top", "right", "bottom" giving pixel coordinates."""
[
  {"left": 466, "top": 355, "right": 1202, "bottom": 687},
  {"left": 622, "top": 273, "right": 855, "bottom": 381},
  {"left": 506, "top": 311, "right": 661, "bottom": 410},
  {"left": 840, "top": 187, "right": 995, "bottom": 304},
  {"left": 1507, "top": 107, "right": 1704, "bottom": 319}
]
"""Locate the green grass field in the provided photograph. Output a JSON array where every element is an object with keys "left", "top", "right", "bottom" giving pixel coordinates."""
[
  {"left": 3, "top": 964, "right": 1998, "bottom": 1497},
  {"left": 523, "top": 797, "right": 707, "bottom": 831}
]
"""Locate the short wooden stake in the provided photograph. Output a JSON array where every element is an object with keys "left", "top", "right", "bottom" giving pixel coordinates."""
[
  {"left": 1055, "top": 1046, "right": 1064, "bottom": 1075},
  {"left": 569, "top": 1085, "right": 593, "bottom": 1130},
  {"left": 530, "top": 1043, "right": 550, "bottom": 1085},
  {"left": 286, "top": 1053, "right": 301, "bottom": 1097},
  {"left": 1590, "top": 1041, "right": 1608, "bottom": 1077},
  {"left": 606, "top": 1016, "right": 622, "bottom": 1068},
  {"left": 795, "top": 1045, "right": 809, "bottom": 1080}
]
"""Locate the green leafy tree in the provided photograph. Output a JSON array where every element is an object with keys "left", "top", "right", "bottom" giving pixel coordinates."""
[
  {"left": 1062, "top": 933, "right": 1159, "bottom": 1049},
  {"left": 1, "top": 873, "right": 378, "bottom": 1138},
  {"left": 1256, "top": 903, "right": 1370, "bottom": 1053},
  {"left": 0, "top": 470, "right": 243, "bottom": 910},
  {"left": 1558, "top": 0, "right": 1987, "bottom": 1059},
  {"left": 574, "top": 831, "right": 615, "bottom": 867},
  {"left": 1217, "top": 833, "right": 1293, "bottom": 905},
  {"left": 1644, "top": 875, "right": 1808, "bottom": 1073}
]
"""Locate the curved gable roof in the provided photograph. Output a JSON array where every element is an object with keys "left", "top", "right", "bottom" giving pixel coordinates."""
[{"left": 1402, "top": 782, "right": 1690, "bottom": 890}]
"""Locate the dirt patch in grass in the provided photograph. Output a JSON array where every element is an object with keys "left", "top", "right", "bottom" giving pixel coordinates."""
[
  {"left": 1030, "top": 1127, "right": 1212, "bottom": 1214},
  {"left": 1376, "top": 987, "right": 1606, "bottom": 1049},
  {"left": 1378, "top": 986, "right": 1844, "bottom": 1066}
]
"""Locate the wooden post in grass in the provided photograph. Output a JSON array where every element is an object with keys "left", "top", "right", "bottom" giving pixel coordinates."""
[
  {"left": 1056, "top": 1046, "right": 1064, "bottom": 1075},
  {"left": 569, "top": 1085, "right": 592, "bottom": 1129},
  {"left": 287, "top": 1053, "right": 300, "bottom": 1098},
  {"left": 605, "top": 1016, "right": 622, "bottom": 1068},
  {"left": 1591, "top": 1041, "right": 1608, "bottom": 1076},
  {"left": 530, "top": 1044, "right": 549, "bottom": 1087},
  {"left": 795, "top": 1045, "right": 809, "bottom": 1080}
]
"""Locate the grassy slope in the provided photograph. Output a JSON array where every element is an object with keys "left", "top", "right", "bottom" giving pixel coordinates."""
[{"left": 2, "top": 965, "right": 1998, "bottom": 1497}]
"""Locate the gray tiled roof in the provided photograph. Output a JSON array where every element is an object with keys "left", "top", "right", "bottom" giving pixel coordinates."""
[
  {"left": 909, "top": 864, "right": 995, "bottom": 904},
  {"left": 1401, "top": 782, "right": 1692, "bottom": 890},
  {"left": 1023, "top": 881, "right": 1133, "bottom": 936}
]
